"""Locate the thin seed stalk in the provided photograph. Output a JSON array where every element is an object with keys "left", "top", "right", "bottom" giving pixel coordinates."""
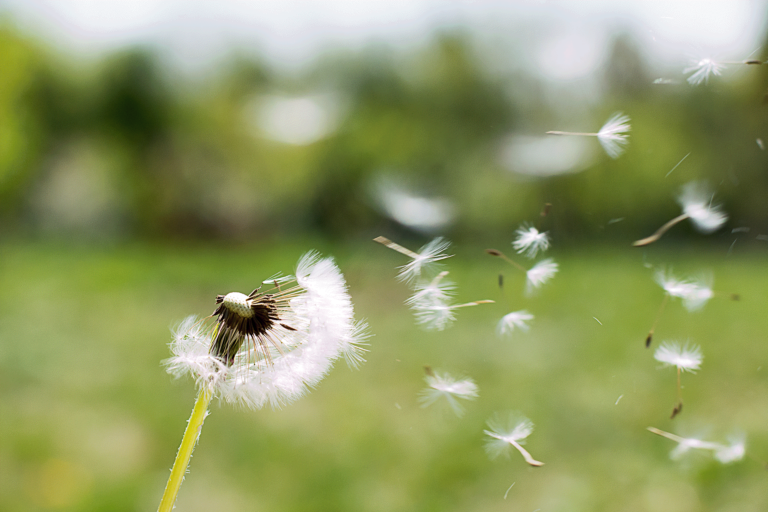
[
  {"left": 509, "top": 439, "right": 545, "bottom": 467},
  {"left": 158, "top": 386, "right": 213, "bottom": 512},
  {"left": 633, "top": 213, "right": 690, "bottom": 247},
  {"left": 499, "top": 253, "right": 527, "bottom": 273},
  {"left": 546, "top": 131, "right": 598, "bottom": 137},
  {"left": 646, "top": 293, "right": 670, "bottom": 347}
]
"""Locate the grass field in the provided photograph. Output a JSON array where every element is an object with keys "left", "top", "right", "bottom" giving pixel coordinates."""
[{"left": 1, "top": 239, "right": 766, "bottom": 512}]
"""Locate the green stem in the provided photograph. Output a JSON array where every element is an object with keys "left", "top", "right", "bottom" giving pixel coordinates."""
[{"left": 158, "top": 386, "right": 213, "bottom": 512}]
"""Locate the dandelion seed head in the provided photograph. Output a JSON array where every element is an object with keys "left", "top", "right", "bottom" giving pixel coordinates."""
[
  {"left": 397, "top": 237, "right": 452, "bottom": 283},
  {"left": 654, "top": 341, "right": 703, "bottom": 373},
  {"left": 221, "top": 292, "right": 256, "bottom": 318},
  {"left": 684, "top": 57, "right": 726, "bottom": 86},
  {"left": 419, "top": 370, "right": 478, "bottom": 416},
  {"left": 597, "top": 112, "right": 631, "bottom": 159},
  {"left": 165, "top": 252, "right": 368, "bottom": 409},
  {"left": 513, "top": 225, "right": 551, "bottom": 258},
  {"left": 497, "top": 310, "right": 534, "bottom": 336},
  {"left": 678, "top": 181, "right": 728, "bottom": 233},
  {"left": 526, "top": 259, "right": 558, "bottom": 295}
]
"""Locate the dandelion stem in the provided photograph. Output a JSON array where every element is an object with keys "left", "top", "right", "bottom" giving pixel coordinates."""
[
  {"left": 373, "top": 236, "right": 421, "bottom": 259},
  {"left": 546, "top": 131, "right": 598, "bottom": 137},
  {"left": 721, "top": 59, "right": 765, "bottom": 65},
  {"left": 451, "top": 300, "right": 495, "bottom": 309},
  {"left": 633, "top": 213, "right": 690, "bottom": 247},
  {"left": 158, "top": 386, "right": 213, "bottom": 512},
  {"left": 671, "top": 368, "right": 683, "bottom": 419},
  {"left": 647, "top": 426, "right": 687, "bottom": 443},
  {"left": 509, "top": 439, "right": 545, "bottom": 467},
  {"left": 486, "top": 249, "right": 527, "bottom": 273},
  {"left": 429, "top": 271, "right": 450, "bottom": 287}
]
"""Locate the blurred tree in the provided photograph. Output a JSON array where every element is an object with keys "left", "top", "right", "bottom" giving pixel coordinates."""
[
  {"left": 603, "top": 33, "right": 652, "bottom": 100},
  {"left": 306, "top": 32, "right": 516, "bottom": 236},
  {"left": 0, "top": 26, "right": 48, "bottom": 215},
  {"left": 1, "top": 22, "right": 767, "bottom": 242}
]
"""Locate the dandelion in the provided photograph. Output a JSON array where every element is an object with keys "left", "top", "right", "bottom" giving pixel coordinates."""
[
  {"left": 648, "top": 427, "right": 746, "bottom": 464},
  {"left": 419, "top": 366, "right": 478, "bottom": 416},
  {"left": 484, "top": 412, "right": 544, "bottom": 467},
  {"left": 159, "top": 252, "right": 367, "bottom": 511},
  {"left": 513, "top": 225, "right": 550, "bottom": 259},
  {"left": 374, "top": 235, "right": 452, "bottom": 284},
  {"left": 633, "top": 181, "right": 728, "bottom": 246},
  {"left": 654, "top": 341, "right": 703, "bottom": 419},
  {"left": 497, "top": 310, "right": 534, "bottom": 336},
  {"left": 546, "top": 112, "right": 631, "bottom": 159}
]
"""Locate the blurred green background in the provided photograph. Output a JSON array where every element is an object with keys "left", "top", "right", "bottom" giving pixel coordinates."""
[{"left": 0, "top": 2, "right": 767, "bottom": 511}]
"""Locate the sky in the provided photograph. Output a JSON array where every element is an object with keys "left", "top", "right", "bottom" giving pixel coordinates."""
[{"left": 2, "top": 0, "right": 766, "bottom": 78}]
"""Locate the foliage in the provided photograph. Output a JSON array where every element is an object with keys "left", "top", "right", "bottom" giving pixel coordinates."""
[{"left": 0, "top": 24, "right": 765, "bottom": 242}]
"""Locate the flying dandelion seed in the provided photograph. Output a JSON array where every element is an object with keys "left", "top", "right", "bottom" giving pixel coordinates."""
[
  {"left": 656, "top": 270, "right": 714, "bottom": 312},
  {"left": 648, "top": 427, "right": 746, "bottom": 463},
  {"left": 159, "top": 252, "right": 368, "bottom": 511},
  {"left": 374, "top": 236, "right": 452, "bottom": 284},
  {"left": 546, "top": 112, "right": 631, "bottom": 159},
  {"left": 714, "top": 437, "right": 747, "bottom": 463},
  {"left": 633, "top": 181, "right": 727, "bottom": 246},
  {"left": 654, "top": 341, "right": 703, "bottom": 419},
  {"left": 497, "top": 310, "right": 534, "bottom": 336},
  {"left": 684, "top": 57, "right": 727, "bottom": 85},
  {"left": 513, "top": 225, "right": 551, "bottom": 259},
  {"left": 487, "top": 249, "right": 558, "bottom": 296},
  {"left": 405, "top": 271, "right": 455, "bottom": 307},
  {"left": 406, "top": 270, "right": 493, "bottom": 330},
  {"left": 484, "top": 411, "right": 544, "bottom": 467},
  {"left": 655, "top": 341, "right": 703, "bottom": 373},
  {"left": 419, "top": 367, "right": 478, "bottom": 416},
  {"left": 526, "top": 259, "right": 559, "bottom": 295},
  {"left": 411, "top": 295, "right": 494, "bottom": 331},
  {"left": 684, "top": 55, "right": 765, "bottom": 86},
  {"left": 645, "top": 270, "right": 714, "bottom": 347},
  {"left": 679, "top": 182, "right": 729, "bottom": 233}
]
